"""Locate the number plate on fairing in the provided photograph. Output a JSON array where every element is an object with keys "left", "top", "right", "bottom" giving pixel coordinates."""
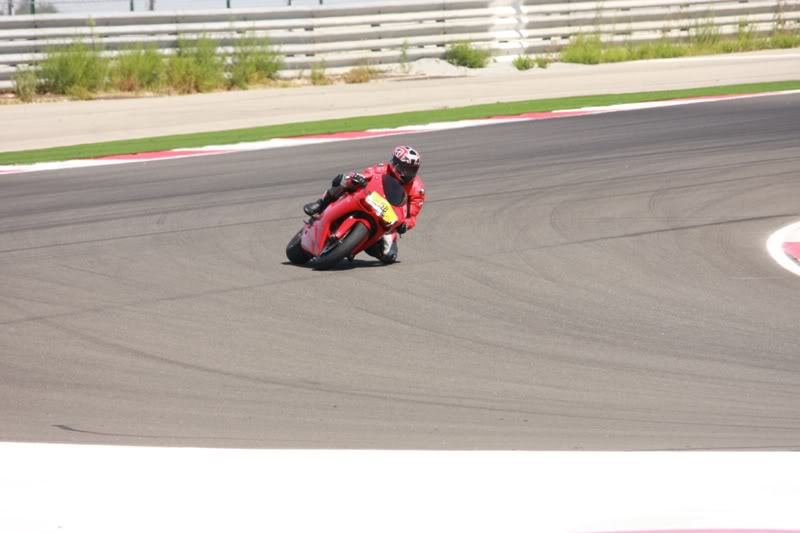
[{"left": 366, "top": 192, "right": 398, "bottom": 225}]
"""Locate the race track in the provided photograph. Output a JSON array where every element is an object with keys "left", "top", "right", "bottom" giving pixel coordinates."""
[{"left": 1, "top": 94, "right": 799, "bottom": 450}]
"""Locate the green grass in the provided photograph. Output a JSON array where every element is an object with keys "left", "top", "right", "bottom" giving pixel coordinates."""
[{"left": 1, "top": 80, "right": 798, "bottom": 165}]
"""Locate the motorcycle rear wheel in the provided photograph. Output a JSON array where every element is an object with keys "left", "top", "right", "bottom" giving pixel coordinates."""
[{"left": 312, "top": 221, "right": 369, "bottom": 270}]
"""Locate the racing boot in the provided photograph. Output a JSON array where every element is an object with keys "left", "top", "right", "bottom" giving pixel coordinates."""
[
  {"left": 381, "top": 238, "right": 399, "bottom": 264},
  {"left": 366, "top": 234, "right": 398, "bottom": 265},
  {"left": 303, "top": 196, "right": 329, "bottom": 217}
]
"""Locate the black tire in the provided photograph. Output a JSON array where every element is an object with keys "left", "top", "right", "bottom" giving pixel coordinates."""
[
  {"left": 286, "top": 230, "right": 312, "bottom": 265},
  {"left": 312, "top": 221, "right": 370, "bottom": 271}
]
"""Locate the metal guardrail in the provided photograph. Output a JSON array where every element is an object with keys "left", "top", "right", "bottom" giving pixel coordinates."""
[
  {"left": 0, "top": 0, "right": 798, "bottom": 88},
  {"left": 3, "top": 1, "right": 326, "bottom": 17}
]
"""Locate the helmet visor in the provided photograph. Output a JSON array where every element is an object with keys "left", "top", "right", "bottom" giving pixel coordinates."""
[{"left": 391, "top": 156, "right": 419, "bottom": 182}]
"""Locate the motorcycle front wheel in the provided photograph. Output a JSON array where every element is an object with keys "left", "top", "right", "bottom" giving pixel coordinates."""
[
  {"left": 286, "top": 229, "right": 313, "bottom": 265},
  {"left": 312, "top": 221, "right": 369, "bottom": 271}
]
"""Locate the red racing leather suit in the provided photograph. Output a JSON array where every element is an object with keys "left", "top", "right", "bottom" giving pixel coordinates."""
[{"left": 351, "top": 163, "right": 426, "bottom": 232}]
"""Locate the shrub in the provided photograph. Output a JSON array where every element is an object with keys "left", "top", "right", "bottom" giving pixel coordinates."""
[
  {"left": 689, "top": 19, "right": 721, "bottom": 50},
  {"left": 309, "top": 61, "right": 332, "bottom": 85},
  {"left": 562, "top": 35, "right": 688, "bottom": 64},
  {"left": 341, "top": 65, "right": 380, "bottom": 84},
  {"left": 535, "top": 54, "right": 553, "bottom": 69},
  {"left": 770, "top": 29, "right": 800, "bottom": 48},
  {"left": 65, "top": 85, "right": 95, "bottom": 100},
  {"left": 167, "top": 36, "right": 225, "bottom": 94},
  {"left": 512, "top": 54, "right": 536, "bottom": 71},
  {"left": 38, "top": 40, "right": 108, "bottom": 98},
  {"left": 600, "top": 44, "right": 629, "bottom": 63},
  {"left": 13, "top": 66, "right": 38, "bottom": 102},
  {"left": 399, "top": 40, "right": 412, "bottom": 74},
  {"left": 644, "top": 39, "right": 687, "bottom": 59},
  {"left": 560, "top": 23, "right": 800, "bottom": 66},
  {"left": 444, "top": 41, "right": 492, "bottom": 68},
  {"left": 718, "top": 24, "right": 767, "bottom": 55},
  {"left": 228, "top": 32, "right": 283, "bottom": 89},
  {"left": 732, "top": 21, "right": 758, "bottom": 51},
  {"left": 166, "top": 53, "right": 195, "bottom": 94},
  {"left": 110, "top": 45, "right": 165, "bottom": 92},
  {"left": 560, "top": 35, "right": 604, "bottom": 64}
]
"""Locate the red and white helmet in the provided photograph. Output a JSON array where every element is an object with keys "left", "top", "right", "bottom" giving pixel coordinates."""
[{"left": 388, "top": 145, "right": 421, "bottom": 184}]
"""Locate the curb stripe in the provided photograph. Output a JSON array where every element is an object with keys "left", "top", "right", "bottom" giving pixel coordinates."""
[
  {"left": 97, "top": 149, "right": 235, "bottom": 160},
  {"left": 488, "top": 110, "right": 593, "bottom": 120},
  {"left": 784, "top": 242, "right": 800, "bottom": 263},
  {"left": 767, "top": 221, "right": 800, "bottom": 277}
]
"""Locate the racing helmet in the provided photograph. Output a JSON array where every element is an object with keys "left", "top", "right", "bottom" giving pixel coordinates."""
[{"left": 388, "top": 146, "right": 421, "bottom": 184}]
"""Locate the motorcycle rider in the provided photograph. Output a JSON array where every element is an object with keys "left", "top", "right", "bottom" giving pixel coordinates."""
[{"left": 303, "top": 145, "right": 425, "bottom": 264}]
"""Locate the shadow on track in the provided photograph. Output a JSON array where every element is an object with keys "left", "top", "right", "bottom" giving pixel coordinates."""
[{"left": 280, "top": 259, "right": 395, "bottom": 270}]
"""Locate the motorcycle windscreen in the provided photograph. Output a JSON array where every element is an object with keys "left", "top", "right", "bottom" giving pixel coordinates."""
[{"left": 382, "top": 174, "right": 407, "bottom": 207}]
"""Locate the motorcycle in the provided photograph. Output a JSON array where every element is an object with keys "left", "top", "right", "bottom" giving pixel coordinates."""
[{"left": 286, "top": 173, "right": 408, "bottom": 270}]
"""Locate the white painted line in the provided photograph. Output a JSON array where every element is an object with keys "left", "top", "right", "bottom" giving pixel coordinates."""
[
  {"left": 767, "top": 221, "right": 800, "bottom": 277},
  {"left": 2, "top": 443, "right": 800, "bottom": 533},
  {"left": 564, "top": 89, "right": 800, "bottom": 113},
  {"left": 404, "top": 117, "right": 532, "bottom": 130},
  {"left": 199, "top": 136, "right": 346, "bottom": 151}
]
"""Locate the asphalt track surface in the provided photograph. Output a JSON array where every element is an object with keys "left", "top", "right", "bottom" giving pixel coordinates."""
[{"left": 1, "top": 94, "right": 799, "bottom": 450}]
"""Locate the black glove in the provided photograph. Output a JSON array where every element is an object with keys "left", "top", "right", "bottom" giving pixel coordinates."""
[
  {"left": 345, "top": 173, "right": 366, "bottom": 190},
  {"left": 396, "top": 222, "right": 408, "bottom": 234}
]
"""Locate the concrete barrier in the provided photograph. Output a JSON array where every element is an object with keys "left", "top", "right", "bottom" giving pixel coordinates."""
[{"left": 0, "top": 0, "right": 798, "bottom": 88}]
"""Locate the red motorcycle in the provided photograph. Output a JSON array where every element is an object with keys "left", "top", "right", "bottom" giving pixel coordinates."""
[{"left": 286, "top": 173, "right": 408, "bottom": 270}]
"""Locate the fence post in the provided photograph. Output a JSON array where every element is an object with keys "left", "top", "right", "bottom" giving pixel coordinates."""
[
  {"left": 31, "top": 0, "right": 36, "bottom": 15},
  {"left": 129, "top": 0, "right": 134, "bottom": 11},
  {"left": 226, "top": 0, "right": 231, "bottom": 7}
]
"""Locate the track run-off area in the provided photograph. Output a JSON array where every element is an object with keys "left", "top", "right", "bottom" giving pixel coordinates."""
[{"left": 1, "top": 93, "right": 800, "bottom": 451}]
